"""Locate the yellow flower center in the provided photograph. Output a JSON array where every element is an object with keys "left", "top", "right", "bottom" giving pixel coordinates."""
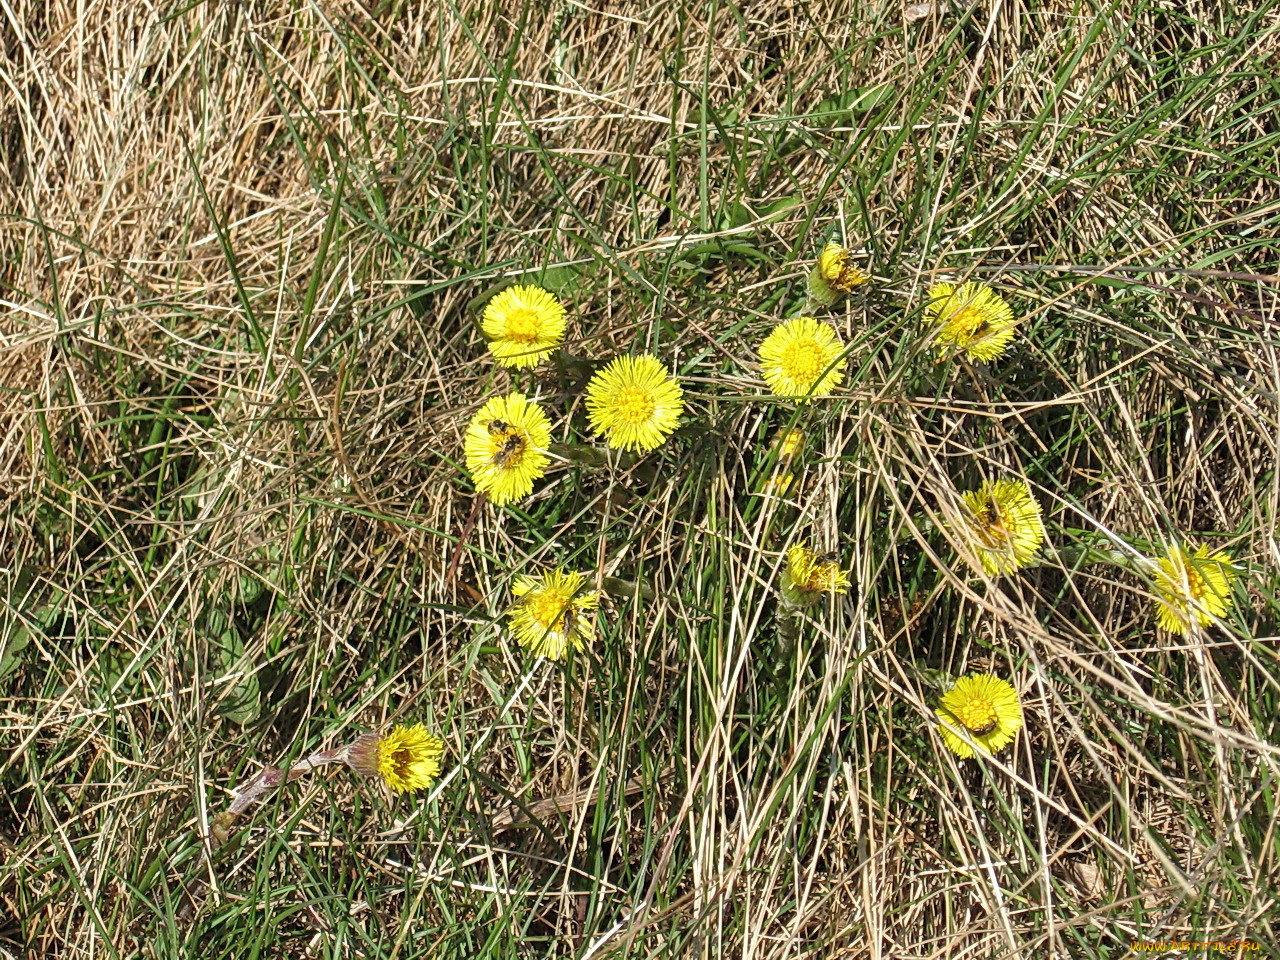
[
  {"left": 504, "top": 307, "right": 542, "bottom": 342},
  {"left": 780, "top": 340, "right": 824, "bottom": 385},
  {"left": 489, "top": 427, "right": 527, "bottom": 468},
  {"left": 956, "top": 696, "right": 998, "bottom": 734},
  {"left": 972, "top": 500, "right": 1010, "bottom": 546},
  {"left": 527, "top": 589, "right": 573, "bottom": 631},
  {"left": 1179, "top": 567, "right": 1210, "bottom": 602},
  {"left": 944, "top": 303, "right": 988, "bottom": 338},
  {"left": 384, "top": 746, "right": 413, "bottom": 777},
  {"left": 611, "top": 385, "right": 657, "bottom": 424}
]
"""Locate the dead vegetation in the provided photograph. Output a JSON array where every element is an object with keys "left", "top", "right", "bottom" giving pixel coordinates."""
[{"left": 3, "top": 0, "right": 1280, "bottom": 957}]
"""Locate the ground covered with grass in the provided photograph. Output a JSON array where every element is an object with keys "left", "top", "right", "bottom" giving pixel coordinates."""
[{"left": 4, "top": 1, "right": 1280, "bottom": 957}]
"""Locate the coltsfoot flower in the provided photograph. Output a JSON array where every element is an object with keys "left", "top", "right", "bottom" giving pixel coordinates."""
[
  {"left": 761, "top": 428, "right": 805, "bottom": 496},
  {"left": 508, "top": 568, "right": 600, "bottom": 660},
  {"left": 780, "top": 543, "right": 850, "bottom": 607},
  {"left": 935, "top": 674, "right": 1023, "bottom": 759},
  {"left": 1152, "top": 544, "right": 1237, "bottom": 635},
  {"left": 464, "top": 393, "right": 553, "bottom": 505},
  {"left": 774, "top": 427, "right": 805, "bottom": 460},
  {"left": 758, "top": 317, "right": 847, "bottom": 403},
  {"left": 807, "top": 242, "right": 872, "bottom": 306},
  {"left": 482, "top": 285, "right": 567, "bottom": 368},
  {"left": 954, "top": 478, "right": 1045, "bottom": 576},
  {"left": 345, "top": 724, "right": 445, "bottom": 794},
  {"left": 925, "top": 281, "right": 1016, "bottom": 362},
  {"left": 762, "top": 472, "right": 797, "bottom": 497},
  {"left": 585, "top": 354, "right": 684, "bottom": 453}
]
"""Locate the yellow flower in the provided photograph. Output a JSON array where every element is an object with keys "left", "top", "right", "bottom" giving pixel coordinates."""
[
  {"left": 758, "top": 317, "right": 847, "bottom": 402},
  {"left": 774, "top": 427, "right": 805, "bottom": 460},
  {"left": 482, "top": 285, "right": 567, "bottom": 368},
  {"left": 762, "top": 472, "right": 797, "bottom": 497},
  {"left": 464, "top": 393, "right": 553, "bottom": 504},
  {"left": 935, "top": 674, "right": 1023, "bottom": 759},
  {"left": 585, "top": 354, "right": 684, "bottom": 453},
  {"left": 1152, "top": 544, "right": 1237, "bottom": 635},
  {"left": 807, "top": 242, "right": 872, "bottom": 306},
  {"left": 345, "top": 724, "right": 445, "bottom": 794},
  {"left": 757, "top": 430, "right": 808, "bottom": 499},
  {"left": 925, "top": 281, "right": 1016, "bottom": 362},
  {"left": 954, "top": 478, "right": 1045, "bottom": 576},
  {"left": 780, "top": 544, "right": 850, "bottom": 607},
  {"left": 760, "top": 429, "right": 804, "bottom": 496},
  {"left": 508, "top": 568, "right": 600, "bottom": 660}
]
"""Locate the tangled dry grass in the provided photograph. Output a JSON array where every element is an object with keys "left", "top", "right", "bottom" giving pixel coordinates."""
[{"left": 4, "top": 0, "right": 1280, "bottom": 957}]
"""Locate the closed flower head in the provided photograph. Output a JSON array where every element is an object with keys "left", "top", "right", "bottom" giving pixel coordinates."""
[
  {"left": 762, "top": 472, "right": 796, "bottom": 496},
  {"left": 780, "top": 543, "right": 850, "bottom": 607},
  {"left": 807, "top": 242, "right": 872, "bottom": 306},
  {"left": 586, "top": 354, "right": 684, "bottom": 453},
  {"left": 758, "top": 317, "right": 847, "bottom": 403},
  {"left": 761, "top": 429, "right": 805, "bottom": 497},
  {"left": 1153, "top": 544, "right": 1237, "bottom": 635},
  {"left": 508, "top": 568, "right": 600, "bottom": 660},
  {"left": 774, "top": 427, "right": 805, "bottom": 460},
  {"left": 936, "top": 674, "right": 1023, "bottom": 759},
  {"left": 955, "top": 478, "right": 1045, "bottom": 576},
  {"left": 345, "top": 724, "right": 445, "bottom": 794},
  {"left": 925, "top": 281, "right": 1016, "bottom": 362},
  {"left": 482, "top": 285, "right": 567, "bottom": 368},
  {"left": 465, "top": 393, "right": 553, "bottom": 504}
]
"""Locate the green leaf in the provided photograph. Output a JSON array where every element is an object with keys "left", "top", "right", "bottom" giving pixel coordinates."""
[
  {"left": 810, "top": 84, "right": 894, "bottom": 123},
  {"left": 0, "top": 625, "right": 32, "bottom": 682},
  {"left": 729, "top": 195, "right": 803, "bottom": 230},
  {"left": 235, "top": 574, "right": 264, "bottom": 606},
  {"left": 210, "top": 614, "right": 260, "bottom": 726},
  {"left": 534, "top": 264, "right": 584, "bottom": 295},
  {"left": 848, "top": 84, "right": 893, "bottom": 112}
]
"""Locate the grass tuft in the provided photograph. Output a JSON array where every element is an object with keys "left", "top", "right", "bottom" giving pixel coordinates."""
[{"left": 3, "top": 1, "right": 1280, "bottom": 956}]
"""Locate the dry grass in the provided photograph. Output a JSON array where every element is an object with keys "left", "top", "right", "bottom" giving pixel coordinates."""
[{"left": 3, "top": 0, "right": 1280, "bottom": 957}]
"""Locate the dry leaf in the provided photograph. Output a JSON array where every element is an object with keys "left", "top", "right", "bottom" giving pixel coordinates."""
[{"left": 905, "top": 2, "right": 935, "bottom": 23}]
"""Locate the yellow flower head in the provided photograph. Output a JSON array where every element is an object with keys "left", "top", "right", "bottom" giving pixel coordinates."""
[
  {"left": 345, "top": 724, "right": 445, "bottom": 794},
  {"left": 585, "top": 354, "right": 684, "bottom": 453},
  {"left": 482, "top": 285, "right": 567, "bottom": 368},
  {"left": 761, "top": 429, "right": 804, "bottom": 496},
  {"left": 774, "top": 427, "right": 805, "bottom": 460},
  {"left": 780, "top": 544, "right": 851, "bottom": 607},
  {"left": 955, "top": 478, "right": 1045, "bottom": 576},
  {"left": 758, "top": 317, "right": 847, "bottom": 403},
  {"left": 464, "top": 393, "right": 553, "bottom": 505},
  {"left": 769, "top": 471, "right": 797, "bottom": 493},
  {"left": 935, "top": 674, "right": 1023, "bottom": 759},
  {"left": 508, "top": 568, "right": 600, "bottom": 660},
  {"left": 1152, "top": 544, "right": 1237, "bottom": 635},
  {"left": 762, "top": 472, "right": 797, "bottom": 497},
  {"left": 925, "top": 281, "right": 1016, "bottom": 362},
  {"left": 807, "top": 242, "right": 872, "bottom": 306}
]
